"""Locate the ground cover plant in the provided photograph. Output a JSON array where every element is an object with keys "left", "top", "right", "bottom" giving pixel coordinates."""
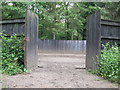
[
  {"left": 97, "top": 43, "right": 120, "bottom": 83},
  {"left": 0, "top": 33, "right": 25, "bottom": 75}
]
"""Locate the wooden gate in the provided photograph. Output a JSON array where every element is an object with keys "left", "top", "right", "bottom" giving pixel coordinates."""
[
  {"left": 25, "top": 9, "right": 38, "bottom": 70},
  {"left": 86, "top": 11, "right": 120, "bottom": 71}
]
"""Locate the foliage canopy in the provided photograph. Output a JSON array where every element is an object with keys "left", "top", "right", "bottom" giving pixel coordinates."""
[{"left": 1, "top": 2, "right": 120, "bottom": 40}]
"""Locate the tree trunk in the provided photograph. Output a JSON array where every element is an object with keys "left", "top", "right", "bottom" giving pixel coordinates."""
[
  {"left": 53, "top": 32, "right": 56, "bottom": 40},
  {"left": 71, "top": 31, "right": 73, "bottom": 40},
  {"left": 65, "top": 2, "right": 69, "bottom": 40}
]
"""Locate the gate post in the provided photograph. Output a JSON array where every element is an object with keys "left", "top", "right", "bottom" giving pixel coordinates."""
[
  {"left": 24, "top": 9, "right": 38, "bottom": 71},
  {"left": 86, "top": 11, "right": 101, "bottom": 71}
]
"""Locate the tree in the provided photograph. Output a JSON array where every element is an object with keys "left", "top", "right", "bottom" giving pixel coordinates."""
[{"left": 1, "top": 2, "right": 120, "bottom": 40}]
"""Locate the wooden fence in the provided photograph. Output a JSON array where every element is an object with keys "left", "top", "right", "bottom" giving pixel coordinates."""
[
  {"left": 38, "top": 40, "right": 86, "bottom": 53},
  {"left": 86, "top": 11, "right": 120, "bottom": 70},
  {"left": 1, "top": 10, "right": 120, "bottom": 72},
  {"left": 1, "top": 19, "right": 25, "bottom": 35},
  {"left": 0, "top": 9, "right": 38, "bottom": 71}
]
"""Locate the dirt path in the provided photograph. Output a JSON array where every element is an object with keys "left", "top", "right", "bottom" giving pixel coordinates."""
[{"left": 5, "top": 53, "right": 118, "bottom": 88}]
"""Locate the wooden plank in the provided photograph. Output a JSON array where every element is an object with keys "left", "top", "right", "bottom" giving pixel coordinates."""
[
  {"left": 101, "top": 20, "right": 120, "bottom": 46},
  {"left": 101, "top": 25, "right": 119, "bottom": 38},
  {"left": 101, "top": 19, "right": 120, "bottom": 26},
  {"left": 25, "top": 9, "right": 38, "bottom": 71},
  {"left": 86, "top": 11, "right": 101, "bottom": 70},
  {"left": 101, "top": 36, "right": 120, "bottom": 40},
  {"left": 0, "top": 19, "right": 25, "bottom": 24},
  {"left": 1, "top": 21, "right": 25, "bottom": 35},
  {"left": 101, "top": 39, "right": 120, "bottom": 46}
]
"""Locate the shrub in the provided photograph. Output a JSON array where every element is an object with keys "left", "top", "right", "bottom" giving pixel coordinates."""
[
  {"left": 0, "top": 34, "right": 25, "bottom": 75},
  {"left": 97, "top": 43, "right": 120, "bottom": 83}
]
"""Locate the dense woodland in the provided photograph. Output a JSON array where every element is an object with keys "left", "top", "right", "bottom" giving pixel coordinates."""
[{"left": 1, "top": 2, "right": 120, "bottom": 40}]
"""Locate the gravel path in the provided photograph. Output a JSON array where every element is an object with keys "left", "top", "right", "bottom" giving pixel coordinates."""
[{"left": 5, "top": 53, "right": 118, "bottom": 88}]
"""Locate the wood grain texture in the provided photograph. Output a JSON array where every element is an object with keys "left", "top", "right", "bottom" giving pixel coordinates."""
[
  {"left": 0, "top": 19, "right": 25, "bottom": 35},
  {"left": 38, "top": 40, "right": 86, "bottom": 53},
  {"left": 24, "top": 9, "right": 38, "bottom": 71},
  {"left": 101, "top": 20, "right": 120, "bottom": 45},
  {"left": 86, "top": 11, "right": 101, "bottom": 70}
]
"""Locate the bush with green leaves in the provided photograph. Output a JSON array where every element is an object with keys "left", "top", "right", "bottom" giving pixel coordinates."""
[
  {"left": 0, "top": 34, "right": 25, "bottom": 75},
  {"left": 97, "top": 43, "right": 120, "bottom": 83}
]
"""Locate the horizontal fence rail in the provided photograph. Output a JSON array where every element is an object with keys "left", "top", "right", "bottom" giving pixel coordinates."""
[{"left": 38, "top": 40, "right": 86, "bottom": 53}]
